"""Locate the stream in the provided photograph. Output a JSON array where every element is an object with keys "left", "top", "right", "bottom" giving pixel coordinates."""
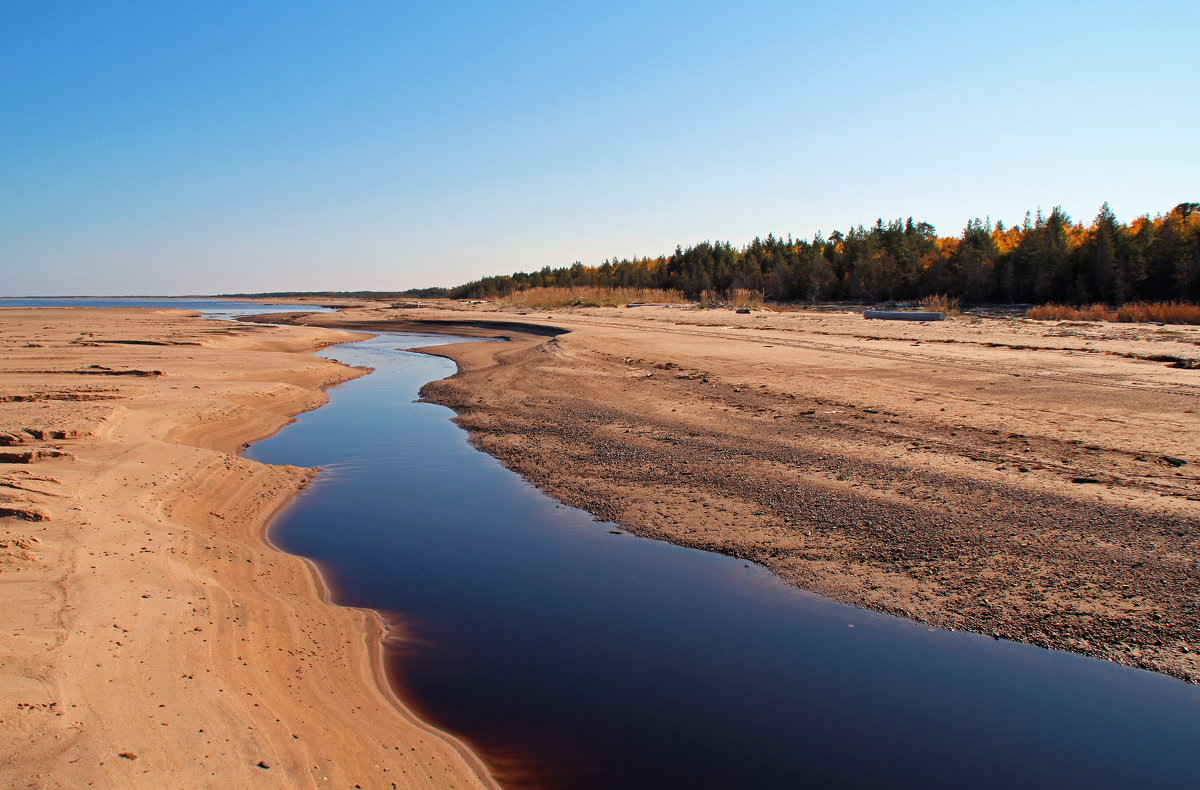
[{"left": 246, "top": 332, "right": 1200, "bottom": 790}]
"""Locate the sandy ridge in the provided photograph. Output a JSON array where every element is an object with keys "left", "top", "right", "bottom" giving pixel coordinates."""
[{"left": 0, "top": 308, "right": 495, "bottom": 789}]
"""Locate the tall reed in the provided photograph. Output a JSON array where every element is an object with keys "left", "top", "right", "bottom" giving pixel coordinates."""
[
  {"left": 920, "top": 293, "right": 962, "bottom": 315},
  {"left": 729, "top": 289, "right": 764, "bottom": 309},
  {"left": 1026, "top": 301, "right": 1200, "bottom": 325}
]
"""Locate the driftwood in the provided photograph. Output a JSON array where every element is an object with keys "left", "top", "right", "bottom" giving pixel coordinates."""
[{"left": 863, "top": 310, "right": 944, "bottom": 321}]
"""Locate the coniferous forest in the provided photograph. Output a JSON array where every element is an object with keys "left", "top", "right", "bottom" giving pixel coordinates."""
[{"left": 449, "top": 203, "right": 1200, "bottom": 305}]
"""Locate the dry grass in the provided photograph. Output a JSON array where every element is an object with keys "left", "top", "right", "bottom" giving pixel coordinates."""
[
  {"left": 728, "top": 289, "right": 764, "bottom": 309},
  {"left": 696, "top": 289, "right": 763, "bottom": 309},
  {"left": 1115, "top": 302, "right": 1200, "bottom": 324},
  {"left": 1026, "top": 301, "right": 1200, "bottom": 325},
  {"left": 920, "top": 293, "right": 962, "bottom": 316},
  {"left": 501, "top": 286, "right": 687, "bottom": 308},
  {"left": 1026, "top": 303, "right": 1112, "bottom": 322}
]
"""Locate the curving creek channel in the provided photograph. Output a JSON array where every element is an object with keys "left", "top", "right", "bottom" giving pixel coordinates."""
[{"left": 246, "top": 332, "right": 1200, "bottom": 790}]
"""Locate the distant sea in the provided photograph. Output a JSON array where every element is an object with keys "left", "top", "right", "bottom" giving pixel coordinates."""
[{"left": 0, "top": 298, "right": 334, "bottom": 317}]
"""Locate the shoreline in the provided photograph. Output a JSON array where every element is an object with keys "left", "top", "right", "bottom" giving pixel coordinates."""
[
  {"left": 254, "top": 475, "right": 499, "bottom": 790},
  {"left": 0, "top": 308, "right": 496, "bottom": 788},
  {"left": 253, "top": 301, "right": 1200, "bottom": 684}
]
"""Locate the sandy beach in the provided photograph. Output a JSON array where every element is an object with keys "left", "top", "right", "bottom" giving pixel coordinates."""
[
  {"left": 259, "top": 300, "right": 1200, "bottom": 684},
  {"left": 0, "top": 308, "right": 494, "bottom": 789},
  {"left": 4, "top": 301, "right": 1198, "bottom": 787}
]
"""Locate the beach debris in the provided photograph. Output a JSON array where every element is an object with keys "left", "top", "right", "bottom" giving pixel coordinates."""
[
  {"left": 1163, "top": 456, "right": 1187, "bottom": 467},
  {"left": 15, "top": 700, "right": 57, "bottom": 711},
  {"left": 863, "top": 310, "right": 944, "bottom": 321},
  {"left": 256, "top": 760, "right": 271, "bottom": 769},
  {"left": 118, "top": 752, "right": 138, "bottom": 760}
]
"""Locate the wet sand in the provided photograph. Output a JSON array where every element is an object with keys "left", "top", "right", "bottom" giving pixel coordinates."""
[
  {"left": 0, "top": 308, "right": 494, "bottom": 788},
  {"left": 260, "top": 300, "right": 1200, "bottom": 684}
]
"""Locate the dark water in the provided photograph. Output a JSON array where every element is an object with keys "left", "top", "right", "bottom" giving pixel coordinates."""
[
  {"left": 247, "top": 333, "right": 1200, "bottom": 790},
  {"left": 0, "top": 297, "right": 333, "bottom": 318}
]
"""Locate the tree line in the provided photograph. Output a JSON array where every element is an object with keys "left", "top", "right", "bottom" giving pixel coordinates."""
[{"left": 448, "top": 203, "right": 1200, "bottom": 305}]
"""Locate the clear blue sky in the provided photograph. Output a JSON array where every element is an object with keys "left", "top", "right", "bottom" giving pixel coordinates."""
[{"left": 2, "top": 1, "right": 1196, "bottom": 295}]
